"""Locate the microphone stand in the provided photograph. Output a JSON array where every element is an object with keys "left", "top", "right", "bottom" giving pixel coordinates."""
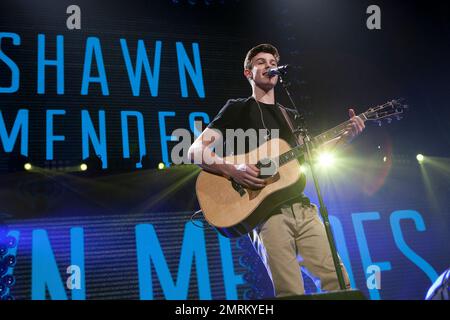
[{"left": 278, "top": 74, "right": 347, "bottom": 290}]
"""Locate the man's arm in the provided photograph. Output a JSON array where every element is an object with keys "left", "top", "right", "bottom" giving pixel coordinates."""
[{"left": 188, "top": 128, "right": 266, "bottom": 189}]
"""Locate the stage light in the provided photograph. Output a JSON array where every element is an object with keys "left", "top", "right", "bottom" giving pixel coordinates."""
[
  {"left": 0, "top": 244, "right": 7, "bottom": 256},
  {"left": 0, "top": 264, "right": 7, "bottom": 277},
  {"left": 158, "top": 162, "right": 165, "bottom": 170},
  {"left": 3, "top": 255, "right": 16, "bottom": 268},
  {"left": 425, "top": 268, "right": 449, "bottom": 300},
  {"left": 5, "top": 236, "right": 16, "bottom": 248},
  {"left": 318, "top": 152, "right": 335, "bottom": 168},
  {"left": 0, "top": 232, "right": 17, "bottom": 301},
  {"left": 1, "top": 275, "right": 15, "bottom": 287},
  {"left": 383, "top": 156, "right": 387, "bottom": 162},
  {"left": 243, "top": 271, "right": 257, "bottom": 283},
  {"left": 80, "top": 163, "right": 88, "bottom": 171},
  {"left": 238, "top": 255, "right": 251, "bottom": 268},
  {"left": 24, "top": 163, "right": 32, "bottom": 171},
  {"left": 243, "top": 288, "right": 258, "bottom": 300},
  {"left": 236, "top": 236, "right": 251, "bottom": 250},
  {"left": 417, "top": 154, "right": 424, "bottom": 163},
  {"left": 300, "top": 165, "right": 307, "bottom": 173}
]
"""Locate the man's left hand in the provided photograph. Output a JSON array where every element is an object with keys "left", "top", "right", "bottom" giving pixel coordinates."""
[{"left": 342, "top": 108, "right": 365, "bottom": 143}]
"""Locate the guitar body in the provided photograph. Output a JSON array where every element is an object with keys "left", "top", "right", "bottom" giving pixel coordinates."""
[{"left": 195, "top": 138, "right": 306, "bottom": 238}]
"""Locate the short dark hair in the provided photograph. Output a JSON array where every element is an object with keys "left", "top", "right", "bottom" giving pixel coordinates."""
[{"left": 243, "top": 44, "right": 280, "bottom": 70}]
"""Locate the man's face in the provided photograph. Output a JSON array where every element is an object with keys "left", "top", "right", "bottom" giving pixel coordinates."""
[{"left": 246, "top": 52, "right": 279, "bottom": 91}]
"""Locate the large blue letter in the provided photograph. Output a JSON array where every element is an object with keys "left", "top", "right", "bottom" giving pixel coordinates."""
[
  {"left": 70, "top": 227, "right": 85, "bottom": 300},
  {"left": 120, "top": 39, "right": 161, "bottom": 96},
  {"left": 352, "top": 212, "right": 392, "bottom": 300},
  {"left": 176, "top": 42, "right": 205, "bottom": 98},
  {"left": 121, "top": 111, "right": 147, "bottom": 168},
  {"left": 37, "top": 34, "right": 64, "bottom": 94},
  {"left": 46, "top": 110, "right": 65, "bottom": 160},
  {"left": 81, "top": 110, "right": 108, "bottom": 169},
  {"left": 0, "top": 109, "right": 28, "bottom": 156},
  {"left": 135, "top": 222, "right": 212, "bottom": 300},
  {"left": 390, "top": 210, "right": 438, "bottom": 283},
  {"left": 32, "top": 228, "right": 85, "bottom": 300},
  {"left": 217, "top": 234, "right": 244, "bottom": 299},
  {"left": 189, "top": 112, "right": 209, "bottom": 139},
  {"left": 0, "top": 32, "right": 20, "bottom": 93},
  {"left": 81, "top": 37, "right": 109, "bottom": 95}
]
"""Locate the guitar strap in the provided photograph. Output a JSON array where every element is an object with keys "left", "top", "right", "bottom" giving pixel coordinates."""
[{"left": 278, "top": 104, "right": 304, "bottom": 146}]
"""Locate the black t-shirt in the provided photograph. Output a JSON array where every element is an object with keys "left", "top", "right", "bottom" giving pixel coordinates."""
[
  {"left": 207, "top": 97, "right": 310, "bottom": 207},
  {"left": 207, "top": 97, "right": 301, "bottom": 156}
]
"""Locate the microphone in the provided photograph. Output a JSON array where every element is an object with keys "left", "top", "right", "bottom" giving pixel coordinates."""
[{"left": 266, "top": 64, "right": 290, "bottom": 77}]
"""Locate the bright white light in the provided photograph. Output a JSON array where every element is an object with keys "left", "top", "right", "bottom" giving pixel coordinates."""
[
  {"left": 24, "top": 163, "right": 32, "bottom": 170},
  {"left": 80, "top": 163, "right": 88, "bottom": 171},
  {"left": 318, "top": 152, "right": 335, "bottom": 168},
  {"left": 416, "top": 154, "right": 424, "bottom": 163}
]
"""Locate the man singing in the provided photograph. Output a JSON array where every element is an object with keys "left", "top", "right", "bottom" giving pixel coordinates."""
[{"left": 188, "top": 44, "right": 364, "bottom": 297}]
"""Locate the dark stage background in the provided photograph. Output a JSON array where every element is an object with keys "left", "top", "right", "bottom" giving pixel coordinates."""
[{"left": 0, "top": 0, "right": 449, "bottom": 300}]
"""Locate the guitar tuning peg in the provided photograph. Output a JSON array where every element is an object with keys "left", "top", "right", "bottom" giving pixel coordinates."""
[{"left": 396, "top": 115, "right": 402, "bottom": 121}]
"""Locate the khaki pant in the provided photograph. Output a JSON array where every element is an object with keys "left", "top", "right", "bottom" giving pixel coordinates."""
[{"left": 248, "top": 202, "right": 351, "bottom": 297}]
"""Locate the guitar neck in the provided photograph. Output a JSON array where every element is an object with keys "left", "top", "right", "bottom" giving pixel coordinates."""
[
  {"left": 312, "top": 112, "right": 368, "bottom": 146},
  {"left": 275, "top": 98, "right": 406, "bottom": 168},
  {"left": 276, "top": 112, "right": 368, "bottom": 167}
]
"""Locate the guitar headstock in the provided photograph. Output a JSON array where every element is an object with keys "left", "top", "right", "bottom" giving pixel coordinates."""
[{"left": 363, "top": 99, "right": 408, "bottom": 126}]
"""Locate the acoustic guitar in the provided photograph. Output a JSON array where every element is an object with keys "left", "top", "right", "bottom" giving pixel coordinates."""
[{"left": 196, "top": 100, "right": 407, "bottom": 238}]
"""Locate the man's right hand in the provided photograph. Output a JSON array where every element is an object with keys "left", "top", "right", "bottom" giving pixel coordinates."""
[
  {"left": 225, "top": 164, "right": 266, "bottom": 190},
  {"left": 189, "top": 128, "right": 267, "bottom": 190}
]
